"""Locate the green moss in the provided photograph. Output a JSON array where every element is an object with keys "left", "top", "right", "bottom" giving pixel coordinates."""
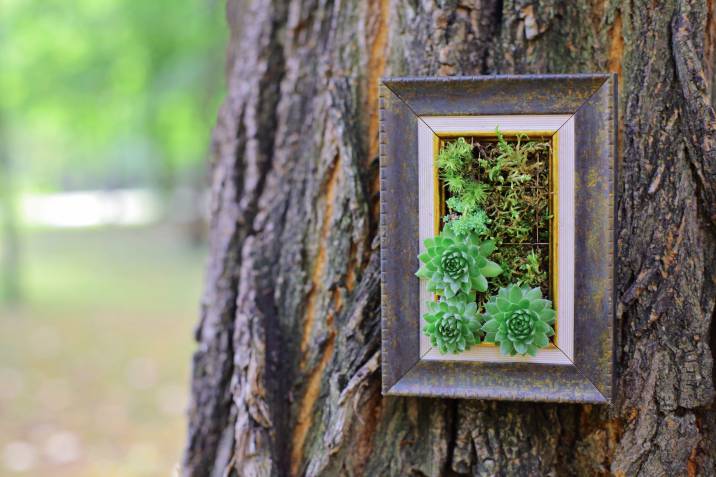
[{"left": 437, "top": 129, "right": 552, "bottom": 304}]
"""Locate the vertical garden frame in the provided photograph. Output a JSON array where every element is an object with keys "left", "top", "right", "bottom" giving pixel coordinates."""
[{"left": 380, "top": 74, "right": 616, "bottom": 403}]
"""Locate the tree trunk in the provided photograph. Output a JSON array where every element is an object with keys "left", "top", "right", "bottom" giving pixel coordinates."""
[{"left": 183, "top": 1, "right": 716, "bottom": 475}]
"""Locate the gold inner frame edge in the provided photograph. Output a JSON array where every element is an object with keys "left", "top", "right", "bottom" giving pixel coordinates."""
[{"left": 431, "top": 130, "right": 559, "bottom": 348}]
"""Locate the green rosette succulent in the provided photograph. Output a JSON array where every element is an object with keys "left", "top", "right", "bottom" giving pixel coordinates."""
[
  {"left": 423, "top": 296, "right": 481, "bottom": 354},
  {"left": 415, "top": 229, "right": 502, "bottom": 298},
  {"left": 481, "top": 284, "right": 555, "bottom": 356}
]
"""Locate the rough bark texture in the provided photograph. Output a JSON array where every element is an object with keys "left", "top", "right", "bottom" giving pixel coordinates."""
[{"left": 183, "top": 1, "right": 716, "bottom": 476}]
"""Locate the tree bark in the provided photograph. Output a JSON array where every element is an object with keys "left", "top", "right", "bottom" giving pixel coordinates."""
[{"left": 183, "top": 1, "right": 716, "bottom": 476}]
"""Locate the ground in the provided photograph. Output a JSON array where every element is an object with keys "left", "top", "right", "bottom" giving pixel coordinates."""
[{"left": 0, "top": 225, "right": 205, "bottom": 476}]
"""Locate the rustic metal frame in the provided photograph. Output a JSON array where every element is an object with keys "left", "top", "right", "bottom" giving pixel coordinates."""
[{"left": 379, "top": 74, "right": 616, "bottom": 403}]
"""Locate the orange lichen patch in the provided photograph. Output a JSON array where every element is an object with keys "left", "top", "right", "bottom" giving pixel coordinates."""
[
  {"left": 332, "top": 288, "right": 344, "bottom": 316},
  {"left": 608, "top": 11, "right": 624, "bottom": 166},
  {"left": 603, "top": 417, "right": 624, "bottom": 467},
  {"left": 290, "top": 317, "right": 336, "bottom": 476},
  {"left": 366, "top": 0, "right": 389, "bottom": 230},
  {"left": 577, "top": 406, "right": 624, "bottom": 460},
  {"left": 627, "top": 407, "right": 639, "bottom": 423},
  {"left": 706, "top": 0, "right": 715, "bottom": 92},
  {"left": 366, "top": 0, "right": 389, "bottom": 163},
  {"left": 581, "top": 404, "right": 593, "bottom": 420},
  {"left": 607, "top": 12, "right": 624, "bottom": 78},
  {"left": 345, "top": 242, "right": 358, "bottom": 293},
  {"left": 660, "top": 210, "right": 687, "bottom": 277},
  {"left": 352, "top": 384, "right": 382, "bottom": 475},
  {"left": 292, "top": 157, "right": 341, "bottom": 475},
  {"left": 687, "top": 446, "right": 698, "bottom": 477},
  {"left": 591, "top": 0, "right": 607, "bottom": 28},
  {"left": 299, "top": 157, "right": 341, "bottom": 356}
]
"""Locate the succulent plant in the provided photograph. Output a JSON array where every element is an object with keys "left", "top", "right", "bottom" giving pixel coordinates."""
[
  {"left": 416, "top": 229, "right": 502, "bottom": 298},
  {"left": 481, "top": 284, "right": 555, "bottom": 356},
  {"left": 416, "top": 133, "right": 555, "bottom": 355},
  {"left": 423, "top": 296, "right": 481, "bottom": 354}
]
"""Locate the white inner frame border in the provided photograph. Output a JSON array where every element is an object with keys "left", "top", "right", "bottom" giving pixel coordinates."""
[{"left": 418, "top": 115, "right": 575, "bottom": 365}]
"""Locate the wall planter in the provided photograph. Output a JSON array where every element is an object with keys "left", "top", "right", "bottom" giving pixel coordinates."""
[{"left": 380, "top": 75, "right": 616, "bottom": 403}]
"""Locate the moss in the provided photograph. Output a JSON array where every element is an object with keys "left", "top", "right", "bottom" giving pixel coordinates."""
[{"left": 437, "top": 129, "right": 552, "bottom": 306}]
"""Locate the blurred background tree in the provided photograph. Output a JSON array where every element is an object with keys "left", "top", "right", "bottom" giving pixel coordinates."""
[
  {"left": 0, "top": 0, "right": 224, "bottom": 193},
  {"left": 0, "top": 0, "right": 225, "bottom": 301},
  {"left": 0, "top": 1, "right": 226, "bottom": 475}
]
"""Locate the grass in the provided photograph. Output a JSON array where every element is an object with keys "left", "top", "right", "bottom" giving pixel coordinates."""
[{"left": 0, "top": 225, "right": 206, "bottom": 476}]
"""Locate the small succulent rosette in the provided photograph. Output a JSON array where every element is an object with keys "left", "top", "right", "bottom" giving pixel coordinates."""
[
  {"left": 423, "top": 297, "right": 481, "bottom": 354},
  {"left": 481, "top": 285, "right": 555, "bottom": 356},
  {"left": 415, "top": 230, "right": 502, "bottom": 298}
]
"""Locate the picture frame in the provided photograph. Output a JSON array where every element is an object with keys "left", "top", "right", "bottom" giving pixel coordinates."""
[{"left": 379, "top": 74, "right": 616, "bottom": 403}]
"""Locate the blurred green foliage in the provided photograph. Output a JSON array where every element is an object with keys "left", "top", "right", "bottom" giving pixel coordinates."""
[{"left": 0, "top": 0, "right": 226, "bottom": 192}]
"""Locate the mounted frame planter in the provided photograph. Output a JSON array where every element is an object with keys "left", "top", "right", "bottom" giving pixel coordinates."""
[{"left": 379, "top": 74, "right": 617, "bottom": 403}]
